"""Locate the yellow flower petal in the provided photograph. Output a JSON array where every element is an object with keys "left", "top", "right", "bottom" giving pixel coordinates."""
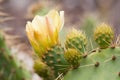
[
  {"left": 45, "top": 16, "right": 57, "bottom": 44},
  {"left": 32, "top": 15, "right": 53, "bottom": 47},
  {"left": 32, "top": 15, "right": 48, "bottom": 36},
  {"left": 26, "top": 22, "right": 34, "bottom": 41},
  {"left": 26, "top": 22, "right": 41, "bottom": 54},
  {"left": 47, "top": 10, "right": 61, "bottom": 31},
  {"left": 26, "top": 22, "right": 45, "bottom": 56},
  {"left": 59, "top": 11, "right": 64, "bottom": 31},
  {"left": 46, "top": 10, "right": 64, "bottom": 43}
]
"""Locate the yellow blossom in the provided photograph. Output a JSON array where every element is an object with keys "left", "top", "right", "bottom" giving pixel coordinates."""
[{"left": 26, "top": 10, "right": 64, "bottom": 56}]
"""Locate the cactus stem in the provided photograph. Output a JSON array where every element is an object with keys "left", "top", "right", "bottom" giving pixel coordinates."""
[
  {"left": 94, "top": 62, "right": 99, "bottom": 67},
  {"left": 112, "top": 55, "right": 116, "bottom": 61}
]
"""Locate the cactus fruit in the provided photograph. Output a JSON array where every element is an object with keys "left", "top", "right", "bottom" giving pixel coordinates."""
[
  {"left": 94, "top": 23, "right": 114, "bottom": 48},
  {"left": 0, "top": 33, "right": 31, "bottom": 80},
  {"left": 65, "top": 29, "right": 87, "bottom": 53},
  {"left": 34, "top": 59, "right": 55, "bottom": 80},
  {"left": 64, "top": 48, "right": 82, "bottom": 69},
  {"left": 42, "top": 44, "right": 69, "bottom": 77}
]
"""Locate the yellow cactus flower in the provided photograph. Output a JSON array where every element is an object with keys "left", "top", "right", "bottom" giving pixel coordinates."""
[{"left": 26, "top": 10, "right": 64, "bottom": 56}]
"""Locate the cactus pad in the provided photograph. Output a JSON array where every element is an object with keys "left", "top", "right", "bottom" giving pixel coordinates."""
[{"left": 64, "top": 47, "right": 120, "bottom": 80}]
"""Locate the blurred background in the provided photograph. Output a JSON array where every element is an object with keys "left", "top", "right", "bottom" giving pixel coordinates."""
[{"left": 0, "top": 0, "right": 120, "bottom": 79}]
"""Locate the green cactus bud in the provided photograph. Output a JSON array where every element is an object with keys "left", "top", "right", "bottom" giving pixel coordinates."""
[
  {"left": 94, "top": 23, "right": 114, "bottom": 48},
  {"left": 65, "top": 29, "right": 87, "bottom": 53},
  {"left": 64, "top": 48, "right": 82, "bottom": 69},
  {"left": 34, "top": 59, "right": 55, "bottom": 80}
]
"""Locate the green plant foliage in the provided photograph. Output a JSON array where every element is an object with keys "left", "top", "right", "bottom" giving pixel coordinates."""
[{"left": 0, "top": 33, "right": 31, "bottom": 80}]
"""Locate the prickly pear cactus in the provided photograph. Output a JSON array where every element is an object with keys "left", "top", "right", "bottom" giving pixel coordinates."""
[
  {"left": 63, "top": 23, "right": 120, "bottom": 80},
  {"left": 25, "top": 9, "right": 120, "bottom": 80},
  {"left": 0, "top": 33, "right": 31, "bottom": 80}
]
